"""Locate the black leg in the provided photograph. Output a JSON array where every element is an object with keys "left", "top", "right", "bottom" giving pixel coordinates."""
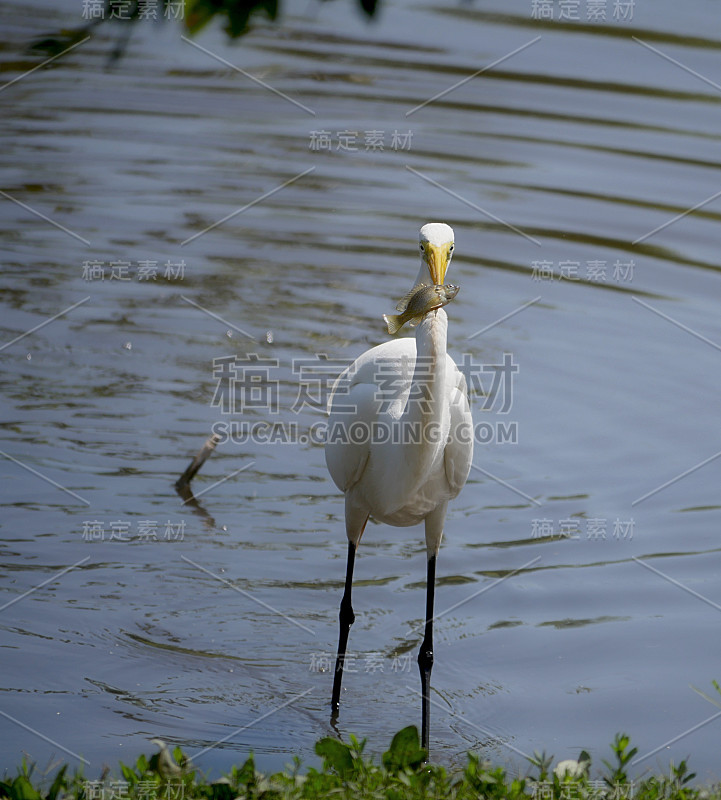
[
  {"left": 418, "top": 554, "right": 436, "bottom": 754},
  {"left": 331, "top": 540, "right": 357, "bottom": 716}
]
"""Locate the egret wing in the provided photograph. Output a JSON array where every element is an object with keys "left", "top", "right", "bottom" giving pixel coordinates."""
[
  {"left": 443, "top": 359, "right": 474, "bottom": 496},
  {"left": 325, "top": 339, "right": 417, "bottom": 492},
  {"left": 325, "top": 381, "right": 375, "bottom": 491}
]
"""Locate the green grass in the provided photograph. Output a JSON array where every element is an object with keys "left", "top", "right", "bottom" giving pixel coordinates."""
[{"left": 1, "top": 727, "right": 718, "bottom": 800}]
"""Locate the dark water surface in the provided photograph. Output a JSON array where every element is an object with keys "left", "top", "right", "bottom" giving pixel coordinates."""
[{"left": 1, "top": 0, "right": 721, "bottom": 782}]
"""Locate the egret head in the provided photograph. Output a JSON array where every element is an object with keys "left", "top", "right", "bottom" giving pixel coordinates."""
[{"left": 419, "top": 222, "right": 455, "bottom": 285}]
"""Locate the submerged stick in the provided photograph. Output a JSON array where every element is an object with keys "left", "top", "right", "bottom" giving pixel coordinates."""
[{"left": 175, "top": 433, "right": 221, "bottom": 493}]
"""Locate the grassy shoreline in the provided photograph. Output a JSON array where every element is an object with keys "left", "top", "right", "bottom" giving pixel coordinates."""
[{"left": 2, "top": 727, "right": 718, "bottom": 800}]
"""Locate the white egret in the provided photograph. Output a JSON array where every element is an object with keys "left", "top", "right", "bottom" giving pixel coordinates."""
[{"left": 325, "top": 222, "right": 473, "bottom": 752}]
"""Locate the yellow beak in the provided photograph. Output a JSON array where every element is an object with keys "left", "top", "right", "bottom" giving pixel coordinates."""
[{"left": 426, "top": 243, "right": 448, "bottom": 284}]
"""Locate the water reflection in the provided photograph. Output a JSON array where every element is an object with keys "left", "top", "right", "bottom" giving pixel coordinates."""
[{"left": 1, "top": 0, "right": 721, "bottom": 781}]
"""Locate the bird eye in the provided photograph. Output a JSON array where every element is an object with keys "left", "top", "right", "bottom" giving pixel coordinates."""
[
  {"left": 449, "top": 244, "right": 454, "bottom": 252},
  {"left": 419, "top": 243, "right": 424, "bottom": 251}
]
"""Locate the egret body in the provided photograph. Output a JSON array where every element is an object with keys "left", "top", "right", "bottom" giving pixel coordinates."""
[{"left": 325, "top": 222, "right": 473, "bottom": 752}]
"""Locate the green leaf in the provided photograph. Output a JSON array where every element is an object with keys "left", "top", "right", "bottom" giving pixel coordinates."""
[
  {"left": 184, "top": 0, "right": 223, "bottom": 36},
  {"left": 119, "top": 764, "right": 137, "bottom": 786},
  {"left": 47, "top": 766, "right": 67, "bottom": 800},
  {"left": 225, "top": 4, "right": 253, "bottom": 37},
  {"left": 234, "top": 754, "right": 257, "bottom": 786},
  {"left": 314, "top": 738, "right": 354, "bottom": 776},
  {"left": 210, "top": 780, "right": 233, "bottom": 800},
  {"left": 9, "top": 777, "right": 40, "bottom": 800},
  {"left": 381, "top": 726, "right": 426, "bottom": 773}
]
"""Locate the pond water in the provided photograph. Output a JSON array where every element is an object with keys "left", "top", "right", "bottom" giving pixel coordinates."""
[{"left": 1, "top": 0, "right": 721, "bottom": 783}]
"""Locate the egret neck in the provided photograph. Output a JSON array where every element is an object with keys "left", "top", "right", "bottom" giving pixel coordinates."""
[{"left": 386, "top": 307, "right": 449, "bottom": 511}]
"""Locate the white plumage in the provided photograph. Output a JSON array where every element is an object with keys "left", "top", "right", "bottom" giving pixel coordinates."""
[
  {"left": 325, "top": 309, "right": 473, "bottom": 547},
  {"left": 325, "top": 222, "right": 473, "bottom": 753}
]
